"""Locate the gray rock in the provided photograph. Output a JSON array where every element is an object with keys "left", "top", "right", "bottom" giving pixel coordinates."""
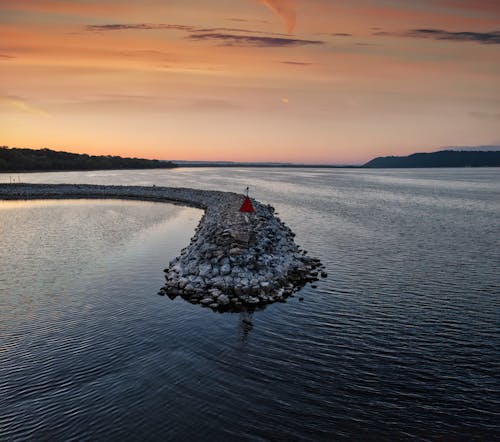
[
  {"left": 218, "top": 295, "right": 230, "bottom": 305},
  {"left": 198, "top": 264, "right": 212, "bottom": 277},
  {"left": 200, "top": 298, "right": 213, "bottom": 305}
]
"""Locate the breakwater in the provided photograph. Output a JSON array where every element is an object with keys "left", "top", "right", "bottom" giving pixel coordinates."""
[{"left": 0, "top": 183, "right": 324, "bottom": 311}]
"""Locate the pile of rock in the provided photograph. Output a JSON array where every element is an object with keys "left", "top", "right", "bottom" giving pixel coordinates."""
[
  {"left": 0, "top": 183, "right": 324, "bottom": 311},
  {"left": 159, "top": 194, "right": 324, "bottom": 311}
]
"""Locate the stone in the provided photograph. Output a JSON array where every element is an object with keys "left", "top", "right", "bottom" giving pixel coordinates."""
[
  {"left": 229, "top": 247, "right": 243, "bottom": 256},
  {"left": 200, "top": 298, "right": 213, "bottom": 305},
  {"left": 199, "top": 264, "right": 212, "bottom": 277}
]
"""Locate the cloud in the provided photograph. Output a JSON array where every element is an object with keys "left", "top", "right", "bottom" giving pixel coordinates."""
[
  {"left": 257, "top": 0, "right": 297, "bottom": 34},
  {"left": 88, "top": 21, "right": 323, "bottom": 48},
  {"left": 86, "top": 23, "right": 287, "bottom": 37},
  {"left": 0, "top": 0, "right": 134, "bottom": 17},
  {"left": 408, "top": 28, "right": 500, "bottom": 44},
  {"left": 430, "top": 0, "right": 500, "bottom": 14},
  {"left": 0, "top": 96, "right": 49, "bottom": 117},
  {"left": 280, "top": 60, "right": 313, "bottom": 65},
  {"left": 187, "top": 33, "right": 323, "bottom": 48},
  {"left": 469, "top": 111, "right": 500, "bottom": 121},
  {"left": 87, "top": 24, "right": 195, "bottom": 32},
  {"left": 375, "top": 28, "right": 500, "bottom": 44},
  {"left": 227, "top": 18, "right": 270, "bottom": 24},
  {"left": 0, "top": 54, "right": 16, "bottom": 59}
]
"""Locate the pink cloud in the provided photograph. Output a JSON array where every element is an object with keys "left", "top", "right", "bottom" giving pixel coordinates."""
[{"left": 257, "top": 0, "right": 297, "bottom": 33}]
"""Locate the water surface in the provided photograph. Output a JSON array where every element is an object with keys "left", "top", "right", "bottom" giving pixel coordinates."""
[{"left": 1, "top": 168, "right": 499, "bottom": 440}]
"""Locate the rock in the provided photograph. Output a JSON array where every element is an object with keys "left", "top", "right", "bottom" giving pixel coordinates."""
[
  {"left": 218, "top": 295, "right": 230, "bottom": 305},
  {"left": 209, "top": 288, "right": 222, "bottom": 297},
  {"left": 230, "top": 230, "right": 250, "bottom": 243},
  {"left": 198, "top": 264, "right": 212, "bottom": 277},
  {"left": 200, "top": 298, "right": 213, "bottom": 305}
]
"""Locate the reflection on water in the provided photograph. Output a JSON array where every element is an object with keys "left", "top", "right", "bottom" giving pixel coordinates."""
[
  {"left": 239, "top": 312, "right": 254, "bottom": 342},
  {"left": 0, "top": 200, "right": 202, "bottom": 353},
  {"left": 0, "top": 169, "right": 499, "bottom": 440}
]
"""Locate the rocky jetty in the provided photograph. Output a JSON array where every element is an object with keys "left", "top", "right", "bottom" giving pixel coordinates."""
[{"left": 0, "top": 183, "right": 323, "bottom": 311}]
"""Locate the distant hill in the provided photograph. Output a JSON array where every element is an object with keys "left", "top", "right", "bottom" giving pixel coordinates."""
[
  {"left": 0, "top": 146, "right": 176, "bottom": 172},
  {"left": 364, "top": 150, "right": 500, "bottom": 168}
]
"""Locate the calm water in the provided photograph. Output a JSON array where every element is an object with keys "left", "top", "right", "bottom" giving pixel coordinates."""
[{"left": 0, "top": 168, "right": 499, "bottom": 441}]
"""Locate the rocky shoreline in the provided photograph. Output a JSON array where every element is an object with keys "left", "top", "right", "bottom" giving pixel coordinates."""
[{"left": 0, "top": 183, "right": 325, "bottom": 311}]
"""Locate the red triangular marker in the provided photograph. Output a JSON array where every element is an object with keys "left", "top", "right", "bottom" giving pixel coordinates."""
[{"left": 240, "top": 196, "right": 254, "bottom": 213}]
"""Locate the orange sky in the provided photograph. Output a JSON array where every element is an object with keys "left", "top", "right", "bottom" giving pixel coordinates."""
[{"left": 1, "top": 0, "right": 499, "bottom": 164}]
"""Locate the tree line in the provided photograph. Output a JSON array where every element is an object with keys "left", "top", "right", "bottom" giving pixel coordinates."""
[
  {"left": 364, "top": 150, "right": 500, "bottom": 168},
  {"left": 0, "top": 146, "right": 176, "bottom": 171}
]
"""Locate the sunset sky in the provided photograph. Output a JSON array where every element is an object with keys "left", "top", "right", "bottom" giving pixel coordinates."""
[{"left": 1, "top": 0, "right": 499, "bottom": 164}]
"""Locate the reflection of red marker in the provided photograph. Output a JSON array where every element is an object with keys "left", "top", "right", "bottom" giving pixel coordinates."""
[{"left": 240, "top": 186, "right": 255, "bottom": 213}]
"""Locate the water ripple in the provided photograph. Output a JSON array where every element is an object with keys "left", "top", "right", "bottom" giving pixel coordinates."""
[{"left": 1, "top": 169, "right": 499, "bottom": 440}]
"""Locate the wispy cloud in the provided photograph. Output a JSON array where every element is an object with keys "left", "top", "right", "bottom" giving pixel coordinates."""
[
  {"left": 280, "top": 60, "right": 313, "bottom": 65},
  {"left": 469, "top": 111, "right": 500, "bottom": 121},
  {"left": 375, "top": 28, "right": 500, "bottom": 44},
  {"left": 325, "top": 33, "right": 353, "bottom": 37},
  {"left": 87, "top": 23, "right": 194, "bottom": 32},
  {"left": 0, "top": 96, "right": 49, "bottom": 117},
  {"left": 227, "top": 17, "right": 270, "bottom": 24},
  {"left": 430, "top": 0, "right": 500, "bottom": 15},
  {"left": 86, "top": 22, "right": 322, "bottom": 48},
  {"left": 0, "top": 54, "right": 16, "bottom": 59},
  {"left": 86, "top": 23, "right": 287, "bottom": 37},
  {"left": 187, "top": 33, "right": 323, "bottom": 48},
  {"left": 408, "top": 28, "right": 500, "bottom": 44},
  {"left": 0, "top": 0, "right": 134, "bottom": 17},
  {"left": 257, "top": 0, "right": 296, "bottom": 34}
]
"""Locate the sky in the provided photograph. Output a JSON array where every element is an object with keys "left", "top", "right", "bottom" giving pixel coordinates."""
[{"left": 1, "top": 0, "right": 499, "bottom": 164}]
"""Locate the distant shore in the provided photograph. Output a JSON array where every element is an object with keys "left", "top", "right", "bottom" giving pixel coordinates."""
[{"left": 3, "top": 145, "right": 499, "bottom": 171}]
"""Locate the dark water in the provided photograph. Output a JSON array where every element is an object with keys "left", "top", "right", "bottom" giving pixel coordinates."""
[{"left": 1, "top": 168, "right": 499, "bottom": 441}]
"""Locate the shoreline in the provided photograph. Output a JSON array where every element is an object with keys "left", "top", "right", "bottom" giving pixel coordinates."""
[{"left": 0, "top": 183, "right": 323, "bottom": 311}]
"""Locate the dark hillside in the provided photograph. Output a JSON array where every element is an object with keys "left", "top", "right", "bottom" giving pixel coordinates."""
[
  {"left": 364, "top": 150, "right": 500, "bottom": 168},
  {"left": 0, "top": 146, "right": 176, "bottom": 171}
]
